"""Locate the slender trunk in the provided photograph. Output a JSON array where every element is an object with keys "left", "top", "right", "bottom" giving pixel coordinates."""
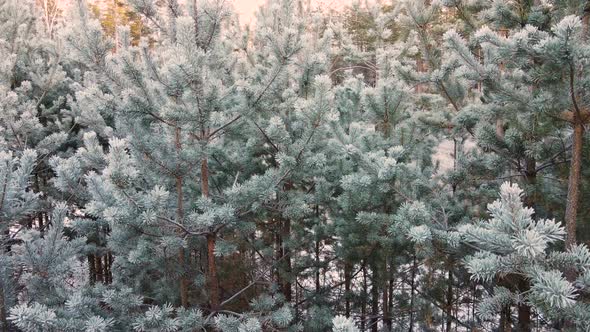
[
  {"left": 565, "top": 2, "right": 589, "bottom": 264},
  {"left": 361, "top": 264, "right": 367, "bottom": 332},
  {"left": 178, "top": 247, "right": 189, "bottom": 307},
  {"left": 278, "top": 182, "right": 294, "bottom": 302},
  {"left": 446, "top": 266, "right": 453, "bottom": 332},
  {"left": 295, "top": 274, "right": 299, "bottom": 320},
  {"left": 499, "top": 306, "right": 512, "bottom": 332},
  {"left": 496, "top": 118, "right": 505, "bottom": 140},
  {"left": 517, "top": 303, "right": 531, "bottom": 332},
  {"left": 201, "top": 157, "right": 210, "bottom": 198},
  {"left": 409, "top": 254, "right": 417, "bottom": 332},
  {"left": 371, "top": 270, "right": 379, "bottom": 332},
  {"left": 275, "top": 223, "right": 282, "bottom": 291},
  {"left": 88, "top": 254, "right": 96, "bottom": 285},
  {"left": 382, "top": 262, "right": 391, "bottom": 331},
  {"left": 107, "top": 252, "right": 113, "bottom": 283},
  {"left": 315, "top": 237, "right": 321, "bottom": 294},
  {"left": 345, "top": 262, "right": 352, "bottom": 318},
  {"left": 281, "top": 219, "right": 292, "bottom": 302},
  {"left": 564, "top": 121, "right": 583, "bottom": 252},
  {"left": 103, "top": 255, "right": 109, "bottom": 285},
  {"left": 95, "top": 254, "right": 103, "bottom": 283},
  {"left": 524, "top": 157, "right": 537, "bottom": 209},
  {"left": 38, "top": 211, "right": 44, "bottom": 231},
  {"left": 387, "top": 277, "right": 394, "bottom": 331},
  {"left": 206, "top": 233, "right": 219, "bottom": 310}
]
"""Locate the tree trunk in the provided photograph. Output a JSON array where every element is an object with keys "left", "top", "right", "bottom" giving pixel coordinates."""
[
  {"left": 107, "top": 252, "right": 113, "bottom": 284},
  {"left": 565, "top": 1, "right": 589, "bottom": 263},
  {"left": 523, "top": 157, "right": 537, "bottom": 211},
  {"left": 382, "top": 262, "right": 391, "bottom": 331},
  {"left": 103, "top": 255, "right": 109, "bottom": 285},
  {"left": 37, "top": 211, "right": 44, "bottom": 231},
  {"left": 178, "top": 247, "right": 189, "bottom": 307},
  {"left": 446, "top": 266, "right": 453, "bottom": 332},
  {"left": 496, "top": 118, "right": 505, "bottom": 140},
  {"left": 517, "top": 303, "right": 531, "bottom": 332},
  {"left": 345, "top": 262, "right": 352, "bottom": 318},
  {"left": 281, "top": 218, "right": 292, "bottom": 302},
  {"left": 371, "top": 270, "right": 379, "bottom": 332},
  {"left": 95, "top": 254, "right": 103, "bottom": 283},
  {"left": 361, "top": 264, "right": 367, "bottom": 332},
  {"left": 207, "top": 233, "right": 219, "bottom": 310},
  {"left": 564, "top": 120, "right": 583, "bottom": 252},
  {"left": 499, "top": 306, "right": 512, "bottom": 332},
  {"left": 387, "top": 277, "right": 394, "bottom": 331},
  {"left": 88, "top": 254, "right": 96, "bottom": 285},
  {"left": 315, "top": 237, "right": 321, "bottom": 294},
  {"left": 409, "top": 254, "right": 417, "bottom": 332},
  {"left": 275, "top": 217, "right": 292, "bottom": 302}
]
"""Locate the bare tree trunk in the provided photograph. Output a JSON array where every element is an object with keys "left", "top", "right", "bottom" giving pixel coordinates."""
[
  {"left": 281, "top": 218, "right": 292, "bottom": 302},
  {"left": 107, "top": 252, "right": 113, "bottom": 283},
  {"left": 371, "top": 269, "right": 379, "bottom": 332},
  {"left": 178, "top": 247, "right": 189, "bottom": 307},
  {"left": 565, "top": 0, "right": 590, "bottom": 257},
  {"left": 206, "top": 232, "right": 219, "bottom": 310},
  {"left": 345, "top": 262, "right": 352, "bottom": 318},
  {"left": 382, "top": 261, "right": 391, "bottom": 331},
  {"left": 103, "top": 255, "right": 109, "bottom": 285},
  {"left": 88, "top": 254, "right": 96, "bottom": 285},
  {"left": 499, "top": 306, "right": 512, "bottom": 332},
  {"left": 387, "top": 276, "right": 394, "bottom": 331},
  {"left": 446, "top": 266, "right": 453, "bottom": 332},
  {"left": 496, "top": 119, "right": 505, "bottom": 140},
  {"left": 361, "top": 264, "right": 367, "bottom": 332},
  {"left": 517, "top": 303, "right": 531, "bottom": 332},
  {"left": 95, "top": 254, "right": 103, "bottom": 283},
  {"left": 565, "top": 120, "right": 583, "bottom": 252},
  {"left": 409, "top": 254, "right": 417, "bottom": 332}
]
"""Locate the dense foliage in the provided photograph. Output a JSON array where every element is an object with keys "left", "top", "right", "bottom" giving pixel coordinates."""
[{"left": 1, "top": 0, "right": 589, "bottom": 331}]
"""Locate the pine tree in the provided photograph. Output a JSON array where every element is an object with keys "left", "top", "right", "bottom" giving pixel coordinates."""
[
  {"left": 444, "top": 0, "right": 590, "bottom": 254},
  {"left": 461, "top": 182, "right": 590, "bottom": 330},
  {"left": 0, "top": 150, "right": 38, "bottom": 332}
]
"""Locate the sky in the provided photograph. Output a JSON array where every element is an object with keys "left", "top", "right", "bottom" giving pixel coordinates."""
[
  {"left": 57, "top": 0, "right": 354, "bottom": 24},
  {"left": 55, "top": 0, "right": 354, "bottom": 25},
  {"left": 231, "top": 0, "right": 353, "bottom": 24},
  {"left": 232, "top": 0, "right": 266, "bottom": 23}
]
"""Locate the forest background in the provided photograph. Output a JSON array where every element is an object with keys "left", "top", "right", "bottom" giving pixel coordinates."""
[{"left": 1, "top": 0, "right": 590, "bottom": 331}]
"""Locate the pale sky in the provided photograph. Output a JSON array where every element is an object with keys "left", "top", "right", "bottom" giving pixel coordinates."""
[
  {"left": 231, "top": 0, "right": 353, "bottom": 24},
  {"left": 56, "top": 0, "right": 354, "bottom": 24},
  {"left": 232, "top": 0, "right": 266, "bottom": 23}
]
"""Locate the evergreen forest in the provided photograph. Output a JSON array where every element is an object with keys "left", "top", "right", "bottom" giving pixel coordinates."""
[{"left": 1, "top": 0, "right": 590, "bottom": 331}]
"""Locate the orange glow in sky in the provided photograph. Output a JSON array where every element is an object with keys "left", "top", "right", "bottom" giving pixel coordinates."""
[
  {"left": 54, "top": 0, "right": 354, "bottom": 24},
  {"left": 231, "top": 0, "right": 353, "bottom": 24},
  {"left": 232, "top": 0, "right": 266, "bottom": 23}
]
